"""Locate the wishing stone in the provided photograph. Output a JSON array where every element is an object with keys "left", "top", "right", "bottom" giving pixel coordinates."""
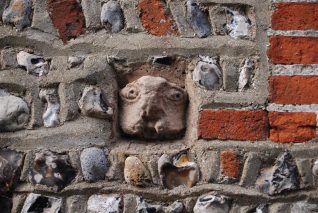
[
  {"left": 192, "top": 56, "right": 222, "bottom": 90},
  {"left": 21, "top": 193, "right": 62, "bottom": 213},
  {"left": 39, "top": 88, "right": 60, "bottom": 128},
  {"left": 29, "top": 151, "right": 76, "bottom": 191},
  {"left": 158, "top": 151, "right": 199, "bottom": 189},
  {"left": 0, "top": 90, "right": 29, "bottom": 132},
  {"left": 78, "top": 86, "right": 113, "bottom": 119},
  {"left": 238, "top": 58, "right": 255, "bottom": 92},
  {"left": 256, "top": 152, "right": 300, "bottom": 195},
  {"left": 0, "top": 149, "right": 24, "bottom": 193},
  {"left": 80, "top": 147, "right": 108, "bottom": 182},
  {"left": 87, "top": 195, "right": 121, "bottom": 213},
  {"left": 101, "top": 0, "right": 124, "bottom": 33},
  {"left": 226, "top": 9, "right": 251, "bottom": 39},
  {"left": 186, "top": 0, "right": 211, "bottom": 38},
  {"left": 124, "top": 156, "right": 151, "bottom": 187},
  {"left": 17, "top": 51, "right": 49, "bottom": 76},
  {"left": 2, "top": 0, "right": 32, "bottom": 31},
  {"left": 193, "top": 193, "right": 230, "bottom": 213},
  {"left": 119, "top": 76, "right": 187, "bottom": 139}
]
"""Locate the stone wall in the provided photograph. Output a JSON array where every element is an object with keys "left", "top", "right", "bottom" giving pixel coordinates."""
[{"left": 0, "top": 0, "right": 317, "bottom": 212}]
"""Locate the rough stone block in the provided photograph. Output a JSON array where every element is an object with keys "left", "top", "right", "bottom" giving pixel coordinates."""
[
  {"left": 0, "top": 48, "right": 19, "bottom": 69},
  {"left": 66, "top": 195, "right": 87, "bottom": 213},
  {"left": 82, "top": 0, "right": 102, "bottom": 29},
  {"left": 239, "top": 152, "right": 262, "bottom": 187},
  {"left": 296, "top": 158, "right": 314, "bottom": 188},
  {"left": 196, "top": 150, "right": 219, "bottom": 183},
  {"left": 120, "top": 0, "right": 144, "bottom": 33}
]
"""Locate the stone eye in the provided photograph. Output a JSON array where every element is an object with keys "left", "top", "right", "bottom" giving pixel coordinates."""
[
  {"left": 121, "top": 85, "right": 140, "bottom": 100},
  {"left": 166, "top": 88, "right": 184, "bottom": 102}
]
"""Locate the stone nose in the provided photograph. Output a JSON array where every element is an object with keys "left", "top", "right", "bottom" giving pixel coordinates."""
[{"left": 141, "top": 94, "right": 165, "bottom": 120}]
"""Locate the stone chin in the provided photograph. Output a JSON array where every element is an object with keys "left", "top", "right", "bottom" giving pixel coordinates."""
[{"left": 119, "top": 76, "right": 187, "bottom": 140}]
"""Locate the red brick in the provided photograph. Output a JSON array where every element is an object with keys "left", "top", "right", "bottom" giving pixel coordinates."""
[
  {"left": 48, "top": 0, "right": 86, "bottom": 44},
  {"left": 272, "top": 3, "right": 318, "bottom": 31},
  {"left": 220, "top": 150, "right": 240, "bottom": 178},
  {"left": 269, "top": 76, "right": 318, "bottom": 104},
  {"left": 138, "top": 0, "right": 177, "bottom": 36},
  {"left": 269, "top": 112, "right": 316, "bottom": 143},
  {"left": 267, "top": 36, "right": 318, "bottom": 65},
  {"left": 198, "top": 110, "right": 268, "bottom": 141}
]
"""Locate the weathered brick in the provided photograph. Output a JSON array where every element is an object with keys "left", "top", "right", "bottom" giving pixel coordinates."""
[
  {"left": 138, "top": 0, "right": 177, "bottom": 36},
  {"left": 198, "top": 110, "right": 268, "bottom": 141},
  {"left": 220, "top": 150, "right": 240, "bottom": 178},
  {"left": 272, "top": 3, "right": 318, "bottom": 31},
  {"left": 269, "top": 112, "right": 316, "bottom": 143},
  {"left": 269, "top": 76, "right": 318, "bottom": 104},
  {"left": 267, "top": 36, "right": 318, "bottom": 65},
  {"left": 48, "top": 0, "right": 86, "bottom": 44}
]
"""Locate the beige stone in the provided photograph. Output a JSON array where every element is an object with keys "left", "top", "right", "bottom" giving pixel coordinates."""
[
  {"left": 124, "top": 156, "right": 151, "bottom": 187},
  {"left": 119, "top": 76, "right": 187, "bottom": 139}
]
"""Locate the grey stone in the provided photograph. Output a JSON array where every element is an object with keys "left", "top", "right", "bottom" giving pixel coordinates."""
[
  {"left": 21, "top": 193, "right": 62, "bottom": 213},
  {"left": 196, "top": 150, "right": 219, "bottom": 183},
  {"left": 136, "top": 197, "right": 163, "bottom": 213},
  {"left": 166, "top": 201, "right": 184, "bottom": 213},
  {"left": 120, "top": 0, "right": 143, "bottom": 33},
  {"left": 0, "top": 149, "right": 24, "bottom": 193},
  {"left": 87, "top": 194, "right": 121, "bottom": 213},
  {"left": 82, "top": 0, "right": 102, "bottom": 29},
  {"left": 0, "top": 195, "right": 12, "bottom": 213},
  {"left": 29, "top": 151, "right": 76, "bottom": 191},
  {"left": 78, "top": 86, "right": 113, "bottom": 119},
  {"left": 0, "top": 48, "right": 19, "bottom": 69},
  {"left": 193, "top": 193, "right": 230, "bottom": 213},
  {"left": 291, "top": 201, "right": 318, "bottom": 213},
  {"left": 296, "top": 158, "right": 314, "bottom": 188},
  {"left": 226, "top": 9, "right": 251, "bottom": 39},
  {"left": 101, "top": 0, "right": 124, "bottom": 33},
  {"left": 268, "top": 203, "right": 290, "bottom": 213},
  {"left": 209, "top": 6, "right": 227, "bottom": 36},
  {"left": 123, "top": 194, "right": 138, "bottom": 213},
  {"left": 124, "top": 156, "right": 151, "bottom": 187},
  {"left": 58, "top": 83, "right": 80, "bottom": 123},
  {"left": 192, "top": 56, "right": 222, "bottom": 90},
  {"left": 66, "top": 195, "right": 88, "bottom": 213},
  {"left": 0, "top": 90, "right": 29, "bottom": 132},
  {"left": 256, "top": 152, "right": 300, "bottom": 195},
  {"left": 39, "top": 88, "right": 60, "bottom": 128},
  {"left": 17, "top": 51, "right": 49, "bottom": 76},
  {"left": 80, "top": 147, "right": 108, "bottom": 182},
  {"left": 238, "top": 58, "right": 255, "bottom": 92},
  {"left": 2, "top": 0, "right": 32, "bottom": 31},
  {"left": 186, "top": 0, "right": 211, "bottom": 38},
  {"left": 312, "top": 159, "right": 318, "bottom": 177},
  {"left": 0, "top": 0, "right": 10, "bottom": 22},
  {"left": 239, "top": 152, "right": 262, "bottom": 187}
]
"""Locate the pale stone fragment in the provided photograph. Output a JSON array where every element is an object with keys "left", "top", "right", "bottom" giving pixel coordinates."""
[
  {"left": 193, "top": 193, "right": 230, "bottom": 213},
  {"left": 2, "top": 0, "right": 32, "bottom": 31},
  {"left": 124, "top": 156, "right": 151, "bottom": 187},
  {"left": 87, "top": 195, "right": 121, "bottom": 213},
  {"left": 101, "top": 0, "right": 124, "bottom": 33},
  {"left": 21, "top": 193, "right": 62, "bottom": 213},
  {"left": 17, "top": 51, "right": 49, "bottom": 76},
  {"left": 39, "top": 88, "right": 60, "bottom": 128}
]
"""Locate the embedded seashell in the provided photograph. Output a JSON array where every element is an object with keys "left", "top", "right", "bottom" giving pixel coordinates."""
[
  {"left": 2, "top": 0, "right": 32, "bottom": 31},
  {"left": 119, "top": 76, "right": 188, "bottom": 140},
  {"left": 158, "top": 151, "right": 199, "bottom": 189},
  {"left": 238, "top": 58, "right": 255, "bottom": 92},
  {"left": 226, "top": 9, "right": 251, "bottom": 39},
  {"left": 101, "top": 0, "right": 124, "bottom": 33},
  {"left": 0, "top": 149, "right": 24, "bottom": 193},
  {"left": 78, "top": 86, "right": 113, "bottom": 119},
  {"left": 80, "top": 147, "right": 108, "bottom": 182},
  {"left": 193, "top": 193, "right": 230, "bottom": 213},
  {"left": 87, "top": 194, "right": 121, "bottom": 213},
  {"left": 17, "top": 51, "right": 49, "bottom": 76},
  {"left": 312, "top": 160, "right": 318, "bottom": 176},
  {"left": 186, "top": 0, "right": 211, "bottom": 38},
  {"left": 21, "top": 193, "right": 62, "bottom": 213},
  {"left": 0, "top": 90, "right": 29, "bottom": 132},
  {"left": 39, "top": 88, "right": 60, "bottom": 128},
  {"left": 124, "top": 156, "right": 151, "bottom": 187},
  {"left": 29, "top": 151, "right": 76, "bottom": 191},
  {"left": 192, "top": 56, "right": 222, "bottom": 90}
]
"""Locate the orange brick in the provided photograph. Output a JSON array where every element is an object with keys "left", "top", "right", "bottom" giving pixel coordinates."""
[
  {"left": 272, "top": 3, "right": 318, "bottom": 30},
  {"left": 198, "top": 110, "right": 268, "bottom": 141},
  {"left": 269, "top": 112, "right": 316, "bottom": 143},
  {"left": 220, "top": 150, "right": 240, "bottom": 178},
  {"left": 267, "top": 36, "right": 318, "bottom": 65},
  {"left": 269, "top": 76, "right": 318, "bottom": 104}
]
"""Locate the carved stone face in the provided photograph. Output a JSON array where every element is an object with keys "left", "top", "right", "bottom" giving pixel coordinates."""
[{"left": 119, "top": 76, "right": 187, "bottom": 139}]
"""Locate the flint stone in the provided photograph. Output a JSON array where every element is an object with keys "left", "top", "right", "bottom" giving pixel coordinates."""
[
  {"left": 78, "top": 86, "right": 113, "bottom": 119},
  {"left": 17, "top": 51, "right": 49, "bottom": 76},
  {"left": 186, "top": 0, "right": 211, "bottom": 38},
  {"left": 0, "top": 90, "right": 29, "bottom": 132},
  {"left": 124, "top": 156, "right": 151, "bottom": 187},
  {"left": 193, "top": 193, "right": 230, "bottom": 213},
  {"left": 87, "top": 194, "right": 121, "bottom": 213},
  {"left": 0, "top": 195, "right": 12, "bottom": 213},
  {"left": 192, "top": 56, "right": 222, "bottom": 90},
  {"left": 238, "top": 58, "right": 255, "bottom": 92},
  {"left": 256, "top": 152, "right": 300, "bottom": 195},
  {"left": 39, "top": 88, "right": 60, "bottom": 128},
  {"left": 21, "top": 193, "right": 62, "bottom": 213},
  {"left": 0, "top": 149, "right": 24, "bottom": 193},
  {"left": 101, "top": 0, "right": 124, "bottom": 33},
  {"left": 80, "top": 147, "right": 108, "bottom": 182},
  {"left": 158, "top": 151, "right": 199, "bottom": 189},
  {"left": 226, "top": 9, "right": 251, "bottom": 39},
  {"left": 136, "top": 197, "right": 183, "bottom": 213},
  {"left": 2, "top": 0, "right": 32, "bottom": 31},
  {"left": 29, "top": 151, "right": 76, "bottom": 191}
]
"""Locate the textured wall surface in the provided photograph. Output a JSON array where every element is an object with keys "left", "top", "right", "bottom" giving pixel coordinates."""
[{"left": 0, "top": 0, "right": 318, "bottom": 212}]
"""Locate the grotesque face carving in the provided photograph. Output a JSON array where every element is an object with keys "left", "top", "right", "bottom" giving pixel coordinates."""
[{"left": 119, "top": 76, "right": 187, "bottom": 139}]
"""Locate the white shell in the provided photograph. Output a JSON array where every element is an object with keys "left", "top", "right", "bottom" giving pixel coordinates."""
[{"left": 17, "top": 51, "right": 49, "bottom": 76}]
